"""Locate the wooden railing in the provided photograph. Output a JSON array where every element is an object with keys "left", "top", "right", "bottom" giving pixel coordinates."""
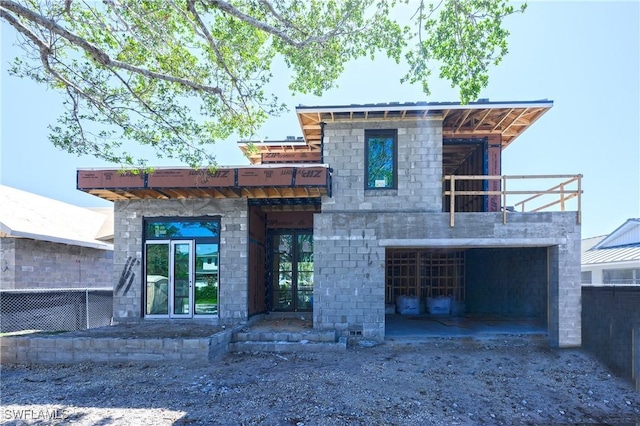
[{"left": 443, "top": 174, "right": 583, "bottom": 227}]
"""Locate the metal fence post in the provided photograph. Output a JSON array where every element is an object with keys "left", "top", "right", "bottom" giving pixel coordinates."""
[{"left": 86, "top": 289, "right": 90, "bottom": 329}]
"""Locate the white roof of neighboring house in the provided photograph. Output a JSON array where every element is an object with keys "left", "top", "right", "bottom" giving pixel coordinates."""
[
  {"left": 0, "top": 185, "right": 113, "bottom": 250},
  {"left": 582, "top": 219, "right": 640, "bottom": 266},
  {"left": 581, "top": 235, "right": 606, "bottom": 253}
]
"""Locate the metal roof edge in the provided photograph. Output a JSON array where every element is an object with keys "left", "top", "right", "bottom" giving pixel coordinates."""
[
  {"left": 7, "top": 230, "right": 114, "bottom": 251},
  {"left": 592, "top": 218, "right": 640, "bottom": 250},
  {"left": 582, "top": 253, "right": 640, "bottom": 265},
  {"left": 0, "top": 222, "right": 13, "bottom": 236},
  {"left": 77, "top": 164, "right": 330, "bottom": 172},
  {"left": 295, "top": 99, "right": 554, "bottom": 113}
]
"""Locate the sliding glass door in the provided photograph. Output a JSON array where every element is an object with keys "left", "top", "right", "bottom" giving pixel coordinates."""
[{"left": 144, "top": 218, "right": 220, "bottom": 318}]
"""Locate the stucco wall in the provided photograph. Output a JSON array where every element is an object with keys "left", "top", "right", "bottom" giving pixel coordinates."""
[
  {"left": 0, "top": 237, "right": 112, "bottom": 290},
  {"left": 582, "top": 260, "right": 640, "bottom": 285},
  {"left": 112, "top": 198, "right": 248, "bottom": 324}
]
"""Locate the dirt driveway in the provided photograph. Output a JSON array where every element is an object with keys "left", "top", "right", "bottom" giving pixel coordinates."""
[{"left": 1, "top": 335, "right": 639, "bottom": 425}]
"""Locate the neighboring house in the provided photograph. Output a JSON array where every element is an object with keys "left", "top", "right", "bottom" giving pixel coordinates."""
[
  {"left": 77, "top": 99, "right": 583, "bottom": 348},
  {"left": 582, "top": 218, "right": 640, "bottom": 285},
  {"left": 0, "top": 185, "right": 114, "bottom": 290}
]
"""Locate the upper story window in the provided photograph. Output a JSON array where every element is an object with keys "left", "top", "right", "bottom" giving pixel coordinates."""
[{"left": 365, "top": 129, "right": 397, "bottom": 189}]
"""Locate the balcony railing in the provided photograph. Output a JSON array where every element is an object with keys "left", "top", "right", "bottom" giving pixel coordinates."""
[{"left": 443, "top": 174, "right": 582, "bottom": 227}]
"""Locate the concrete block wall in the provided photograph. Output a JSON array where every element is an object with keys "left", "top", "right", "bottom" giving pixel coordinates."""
[
  {"left": 582, "top": 286, "right": 640, "bottom": 391},
  {"left": 0, "top": 238, "right": 112, "bottom": 290},
  {"left": 113, "top": 198, "right": 248, "bottom": 324},
  {"left": 0, "top": 238, "right": 16, "bottom": 288},
  {"left": 313, "top": 213, "right": 386, "bottom": 340},
  {"left": 0, "top": 326, "right": 239, "bottom": 364},
  {"left": 465, "top": 247, "right": 548, "bottom": 319},
  {"left": 322, "top": 120, "right": 443, "bottom": 213},
  {"left": 314, "top": 210, "right": 581, "bottom": 346}
]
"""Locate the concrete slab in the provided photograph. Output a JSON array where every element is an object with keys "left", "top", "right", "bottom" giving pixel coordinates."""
[{"left": 385, "top": 314, "right": 547, "bottom": 340}]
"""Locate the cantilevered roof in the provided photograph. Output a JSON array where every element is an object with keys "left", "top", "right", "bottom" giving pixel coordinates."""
[
  {"left": 238, "top": 138, "right": 321, "bottom": 165},
  {"left": 77, "top": 165, "right": 331, "bottom": 202},
  {"left": 296, "top": 99, "right": 553, "bottom": 152},
  {"left": 0, "top": 185, "right": 113, "bottom": 250}
]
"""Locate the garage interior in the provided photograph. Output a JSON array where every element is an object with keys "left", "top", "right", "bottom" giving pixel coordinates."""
[{"left": 385, "top": 246, "right": 550, "bottom": 337}]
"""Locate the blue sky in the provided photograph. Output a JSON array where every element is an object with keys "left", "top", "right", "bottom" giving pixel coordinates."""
[{"left": 1, "top": 1, "right": 638, "bottom": 239}]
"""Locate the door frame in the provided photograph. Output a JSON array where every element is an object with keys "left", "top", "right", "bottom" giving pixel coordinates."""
[
  {"left": 169, "top": 240, "right": 194, "bottom": 318},
  {"left": 266, "top": 229, "right": 314, "bottom": 312},
  {"left": 143, "top": 216, "right": 221, "bottom": 319}
]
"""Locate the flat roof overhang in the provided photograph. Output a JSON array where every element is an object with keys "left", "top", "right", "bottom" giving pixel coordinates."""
[
  {"left": 296, "top": 99, "right": 553, "bottom": 151},
  {"left": 237, "top": 139, "right": 321, "bottom": 165},
  {"left": 77, "top": 165, "right": 331, "bottom": 202}
]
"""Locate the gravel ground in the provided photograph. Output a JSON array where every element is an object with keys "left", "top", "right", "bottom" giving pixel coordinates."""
[{"left": 1, "top": 335, "right": 639, "bottom": 425}]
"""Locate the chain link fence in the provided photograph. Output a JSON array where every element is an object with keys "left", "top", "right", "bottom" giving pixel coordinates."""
[{"left": 0, "top": 288, "right": 113, "bottom": 333}]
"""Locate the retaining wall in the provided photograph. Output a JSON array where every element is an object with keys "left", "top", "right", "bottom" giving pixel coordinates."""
[{"left": 0, "top": 327, "right": 237, "bottom": 365}]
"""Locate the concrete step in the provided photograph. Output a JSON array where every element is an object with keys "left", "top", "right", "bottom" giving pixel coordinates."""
[
  {"left": 232, "top": 329, "right": 337, "bottom": 343},
  {"left": 229, "top": 337, "right": 347, "bottom": 353}
]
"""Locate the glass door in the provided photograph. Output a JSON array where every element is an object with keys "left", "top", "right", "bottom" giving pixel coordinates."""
[
  {"left": 296, "top": 234, "right": 314, "bottom": 311},
  {"left": 271, "top": 232, "right": 313, "bottom": 312},
  {"left": 194, "top": 242, "right": 219, "bottom": 315},
  {"left": 144, "top": 218, "right": 221, "bottom": 319},
  {"left": 146, "top": 242, "right": 169, "bottom": 316},
  {"left": 171, "top": 241, "right": 193, "bottom": 318}
]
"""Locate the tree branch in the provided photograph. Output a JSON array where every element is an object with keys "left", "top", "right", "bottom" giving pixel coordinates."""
[
  {"left": 1, "top": 0, "right": 222, "bottom": 95},
  {"left": 200, "top": 0, "right": 358, "bottom": 48},
  {"left": 186, "top": 0, "right": 251, "bottom": 116}
]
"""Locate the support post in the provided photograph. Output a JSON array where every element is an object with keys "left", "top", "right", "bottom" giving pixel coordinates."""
[{"left": 449, "top": 176, "right": 455, "bottom": 227}]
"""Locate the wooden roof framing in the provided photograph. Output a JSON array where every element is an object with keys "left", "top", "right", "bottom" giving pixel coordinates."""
[
  {"left": 296, "top": 100, "right": 552, "bottom": 150},
  {"left": 78, "top": 100, "right": 551, "bottom": 203}
]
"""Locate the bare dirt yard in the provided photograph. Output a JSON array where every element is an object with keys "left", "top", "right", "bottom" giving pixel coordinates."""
[{"left": 1, "top": 335, "right": 639, "bottom": 425}]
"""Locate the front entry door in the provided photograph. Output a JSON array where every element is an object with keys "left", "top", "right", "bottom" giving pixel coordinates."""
[
  {"left": 170, "top": 241, "right": 193, "bottom": 318},
  {"left": 270, "top": 232, "right": 313, "bottom": 312}
]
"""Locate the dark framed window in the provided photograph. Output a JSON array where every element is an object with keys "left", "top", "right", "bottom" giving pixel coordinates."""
[{"left": 365, "top": 129, "right": 397, "bottom": 189}]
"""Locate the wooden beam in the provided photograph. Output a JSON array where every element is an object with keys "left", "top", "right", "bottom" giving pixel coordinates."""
[
  {"left": 492, "top": 108, "right": 514, "bottom": 131},
  {"left": 473, "top": 109, "right": 493, "bottom": 131},
  {"left": 502, "top": 108, "right": 529, "bottom": 134},
  {"left": 454, "top": 109, "right": 473, "bottom": 133}
]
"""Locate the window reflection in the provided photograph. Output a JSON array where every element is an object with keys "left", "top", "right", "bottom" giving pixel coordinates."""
[
  {"left": 146, "top": 221, "right": 219, "bottom": 239},
  {"left": 195, "top": 243, "right": 219, "bottom": 315},
  {"left": 366, "top": 130, "right": 397, "bottom": 189}
]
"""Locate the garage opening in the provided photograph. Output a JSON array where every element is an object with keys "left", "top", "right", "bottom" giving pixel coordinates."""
[{"left": 385, "top": 247, "right": 549, "bottom": 337}]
